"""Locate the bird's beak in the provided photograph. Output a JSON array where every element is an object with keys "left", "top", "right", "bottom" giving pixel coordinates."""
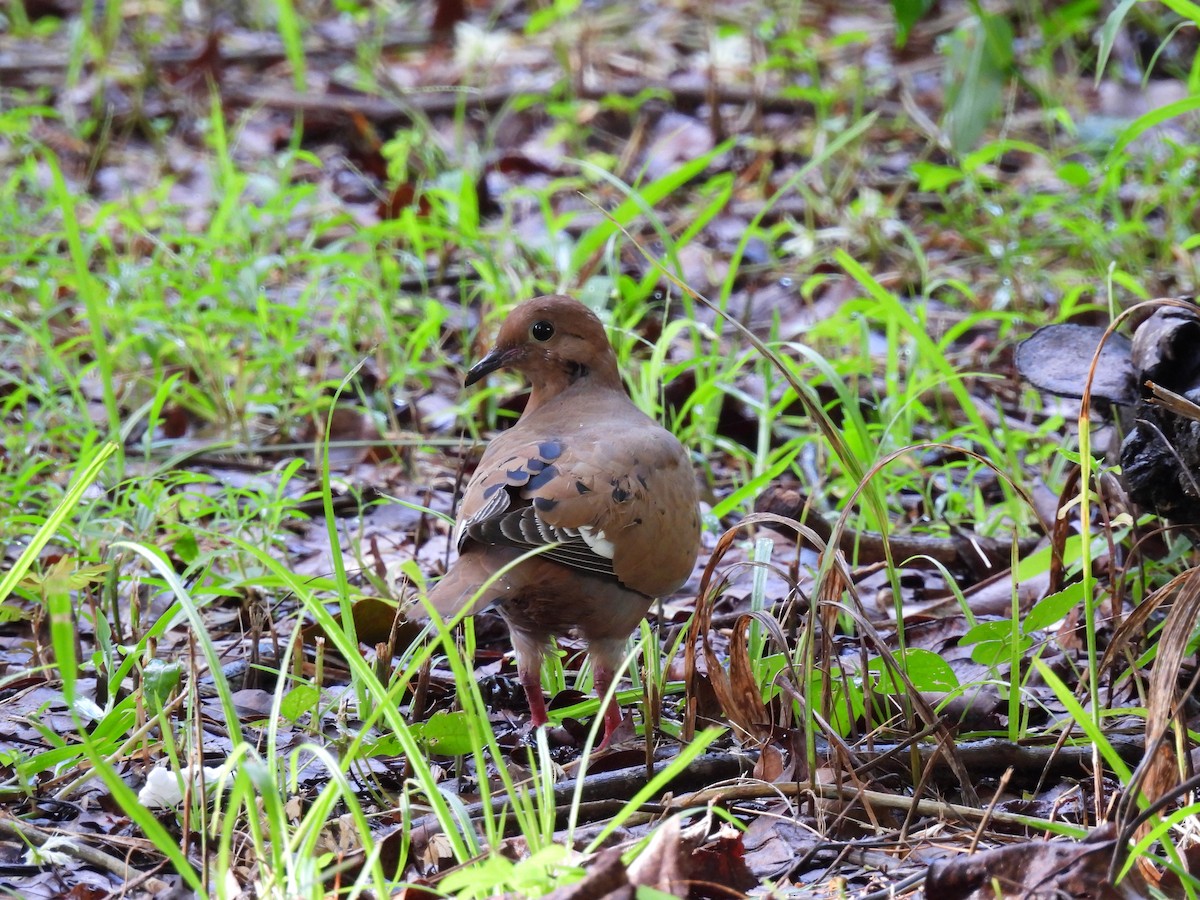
[{"left": 465, "top": 346, "right": 520, "bottom": 386}]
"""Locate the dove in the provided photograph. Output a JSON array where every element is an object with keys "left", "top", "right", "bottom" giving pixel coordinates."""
[{"left": 427, "top": 295, "right": 700, "bottom": 746}]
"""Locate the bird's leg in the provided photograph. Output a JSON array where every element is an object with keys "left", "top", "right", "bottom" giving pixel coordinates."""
[
  {"left": 519, "top": 661, "right": 549, "bottom": 728},
  {"left": 590, "top": 638, "right": 630, "bottom": 748},
  {"left": 512, "top": 632, "right": 549, "bottom": 728},
  {"left": 592, "top": 661, "right": 625, "bottom": 749}
]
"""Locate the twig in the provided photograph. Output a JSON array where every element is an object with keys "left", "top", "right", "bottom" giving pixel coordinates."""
[
  {"left": 0, "top": 27, "right": 430, "bottom": 79},
  {"left": 406, "top": 750, "right": 755, "bottom": 847},
  {"left": 0, "top": 815, "right": 169, "bottom": 893},
  {"left": 220, "top": 78, "right": 815, "bottom": 127}
]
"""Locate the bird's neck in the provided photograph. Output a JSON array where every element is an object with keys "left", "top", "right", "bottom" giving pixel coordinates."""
[{"left": 525, "top": 363, "right": 624, "bottom": 416}]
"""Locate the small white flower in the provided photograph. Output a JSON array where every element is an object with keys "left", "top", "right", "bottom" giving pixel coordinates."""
[
  {"left": 138, "top": 763, "right": 232, "bottom": 808},
  {"left": 24, "top": 835, "right": 74, "bottom": 867},
  {"left": 455, "top": 22, "right": 516, "bottom": 69}
]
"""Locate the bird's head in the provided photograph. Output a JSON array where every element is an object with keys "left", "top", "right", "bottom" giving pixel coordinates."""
[{"left": 465, "top": 295, "right": 624, "bottom": 403}]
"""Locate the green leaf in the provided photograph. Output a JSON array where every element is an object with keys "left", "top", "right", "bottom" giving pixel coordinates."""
[
  {"left": 417, "top": 710, "right": 486, "bottom": 756},
  {"left": 1055, "top": 161, "right": 1091, "bottom": 188},
  {"left": 911, "top": 161, "right": 966, "bottom": 192},
  {"left": 811, "top": 669, "right": 864, "bottom": 736},
  {"left": 279, "top": 684, "right": 322, "bottom": 721},
  {"left": 969, "top": 640, "right": 1006, "bottom": 667},
  {"left": 891, "top": 0, "right": 934, "bottom": 47},
  {"left": 943, "top": 12, "right": 1014, "bottom": 153},
  {"left": 1096, "top": 0, "right": 1139, "bottom": 85},
  {"left": 0, "top": 442, "right": 118, "bottom": 605},
  {"left": 1024, "top": 582, "right": 1085, "bottom": 634},
  {"left": 1159, "top": 0, "right": 1200, "bottom": 26},
  {"left": 869, "top": 648, "right": 960, "bottom": 692},
  {"left": 526, "top": 0, "right": 581, "bottom": 35},
  {"left": 143, "top": 659, "right": 183, "bottom": 715},
  {"left": 1016, "top": 534, "right": 1083, "bottom": 583},
  {"left": 961, "top": 619, "right": 1012, "bottom": 645},
  {"left": 46, "top": 562, "right": 77, "bottom": 703},
  {"left": 173, "top": 533, "right": 199, "bottom": 565},
  {"left": 637, "top": 889, "right": 683, "bottom": 900},
  {"left": 22, "top": 561, "right": 110, "bottom": 593}
]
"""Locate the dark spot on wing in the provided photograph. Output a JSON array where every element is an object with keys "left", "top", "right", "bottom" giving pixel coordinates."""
[
  {"left": 525, "top": 458, "right": 546, "bottom": 473},
  {"left": 506, "top": 467, "right": 531, "bottom": 484},
  {"left": 538, "top": 440, "right": 563, "bottom": 460},
  {"left": 526, "top": 465, "right": 558, "bottom": 490},
  {"left": 483, "top": 483, "right": 505, "bottom": 499},
  {"left": 575, "top": 480, "right": 591, "bottom": 494},
  {"left": 637, "top": 474, "right": 648, "bottom": 489},
  {"left": 612, "top": 486, "right": 630, "bottom": 503},
  {"left": 533, "top": 496, "right": 559, "bottom": 512}
]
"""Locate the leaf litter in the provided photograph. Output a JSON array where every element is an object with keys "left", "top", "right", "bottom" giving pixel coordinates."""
[{"left": 3, "top": 0, "right": 1200, "bottom": 897}]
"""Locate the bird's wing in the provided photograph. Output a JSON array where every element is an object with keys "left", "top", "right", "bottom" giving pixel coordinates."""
[{"left": 456, "top": 423, "right": 699, "bottom": 597}]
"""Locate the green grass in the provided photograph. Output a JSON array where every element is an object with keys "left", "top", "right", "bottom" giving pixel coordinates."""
[{"left": 4, "top": 0, "right": 1200, "bottom": 895}]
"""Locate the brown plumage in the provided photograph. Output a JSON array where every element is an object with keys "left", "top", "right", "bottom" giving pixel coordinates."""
[{"left": 427, "top": 295, "right": 701, "bottom": 746}]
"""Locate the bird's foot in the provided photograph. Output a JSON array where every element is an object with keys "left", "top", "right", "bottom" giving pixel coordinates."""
[
  {"left": 597, "top": 705, "right": 635, "bottom": 749},
  {"left": 522, "top": 721, "right": 579, "bottom": 750}
]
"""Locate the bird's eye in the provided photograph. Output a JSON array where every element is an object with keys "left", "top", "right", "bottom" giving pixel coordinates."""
[{"left": 530, "top": 320, "right": 554, "bottom": 342}]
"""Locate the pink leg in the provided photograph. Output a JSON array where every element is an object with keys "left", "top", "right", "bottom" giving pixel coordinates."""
[
  {"left": 518, "top": 657, "right": 548, "bottom": 727},
  {"left": 590, "top": 639, "right": 632, "bottom": 748},
  {"left": 511, "top": 632, "right": 548, "bottom": 728},
  {"left": 592, "top": 661, "right": 625, "bottom": 749}
]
